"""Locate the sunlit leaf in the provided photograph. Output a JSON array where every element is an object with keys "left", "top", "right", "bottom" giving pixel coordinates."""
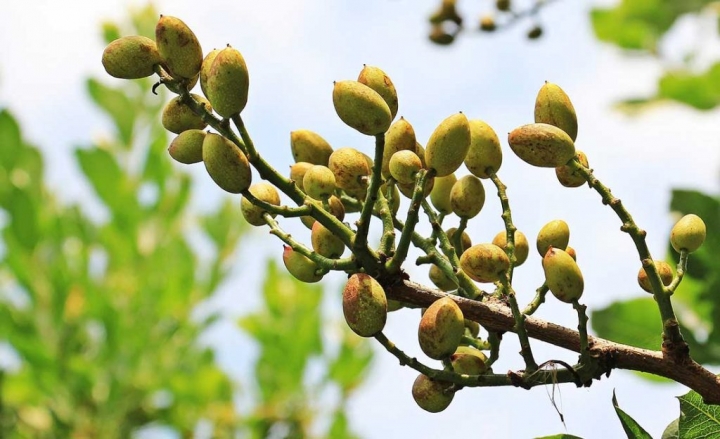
[
  {"left": 612, "top": 390, "right": 653, "bottom": 439},
  {"left": 678, "top": 390, "right": 720, "bottom": 438},
  {"left": 87, "top": 78, "right": 136, "bottom": 145}
]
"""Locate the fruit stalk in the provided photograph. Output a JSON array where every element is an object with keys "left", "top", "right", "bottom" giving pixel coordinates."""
[
  {"left": 522, "top": 283, "right": 549, "bottom": 315},
  {"left": 666, "top": 249, "right": 689, "bottom": 294},
  {"left": 354, "top": 134, "right": 388, "bottom": 271},
  {"left": 566, "top": 158, "right": 687, "bottom": 356},
  {"left": 498, "top": 277, "right": 538, "bottom": 372},
  {"left": 386, "top": 170, "right": 431, "bottom": 273}
]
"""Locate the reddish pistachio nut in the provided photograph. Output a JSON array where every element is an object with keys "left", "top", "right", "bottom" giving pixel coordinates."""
[
  {"left": 508, "top": 123, "right": 576, "bottom": 168},
  {"left": 328, "top": 147, "right": 371, "bottom": 192},
  {"left": 155, "top": 15, "right": 203, "bottom": 79},
  {"left": 412, "top": 374, "right": 454, "bottom": 413},
  {"left": 282, "top": 246, "right": 323, "bottom": 283},
  {"left": 428, "top": 264, "right": 458, "bottom": 292},
  {"left": 450, "top": 346, "right": 488, "bottom": 375},
  {"left": 311, "top": 221, "right": 345, "bottom": 258},
  {"left": 460, "top": 243, "right": 510, "bottom": 283},
  {"left": 637, "top": 260, "right": 674, "bottom": 293},
  {"left": 418, "top": 297, "right": 465, "bottom": 359},
  {"left": 241, "top": 182, "right": 281, "bottom": 227},
  {"left": 555, "top": 151, "right": 589, "bottom": 188},
  {"left": 342, "top": 273, "right": 388, "bottom": 337},
  {"left": 102, "top": 36, "right": 161, "bottom": 79}
]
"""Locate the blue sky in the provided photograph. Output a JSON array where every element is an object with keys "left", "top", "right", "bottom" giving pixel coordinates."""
[{"left": 2, "top": 0, "right": 720, "bottom": 438}]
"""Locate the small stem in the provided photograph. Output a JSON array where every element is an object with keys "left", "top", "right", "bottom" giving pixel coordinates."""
[
  {"left": 487, "top": 331, "right": 501, "bottom": 366},
  {"left": 523, "top": 283, "right": 549, "bottom": 315},
  {"left": 241, "top": 191, "right": 312, "bottom": 218},
  {"left": 452, "top": 218, "right": 468, "bottom": 257},
  {"left": 386, "top": 170, "right": 430, "bottom": 273},
  {"left": 375, "top": 191, "right": 397, "bottom": 256},
  {"left": 666, "top": 249, "right": 689, "bottom": 294},
  {"left": 573, "top": 300, "right": 590, "bottom": 363},
  {"left": 354, "top": 135, "right": 386, "bottom": 263},
  {"left": 500, "top": 280, "right": 538, "bottom": 372},
  {"left": 462, "top": 335, "right": 491, "bottom": 351},
  {"left": 568, "top": 159, "right": 687, "bottom": 354},
  {"left": 489, "top": 172, "right": 518, "bottom": 280}
]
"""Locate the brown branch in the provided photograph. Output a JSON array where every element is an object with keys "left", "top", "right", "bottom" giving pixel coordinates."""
[{"left": 386, "top": 279, "right": 720, "bottom": 404}]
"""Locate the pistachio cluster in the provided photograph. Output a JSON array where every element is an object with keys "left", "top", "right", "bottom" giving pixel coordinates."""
[{"left": 103, "top": 15, "right": 707, "bottom": 414}]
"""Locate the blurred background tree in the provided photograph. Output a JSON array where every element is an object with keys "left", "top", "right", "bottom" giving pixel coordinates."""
[{"left": 0, "top": 5, "right": 371, "bottom": 438}]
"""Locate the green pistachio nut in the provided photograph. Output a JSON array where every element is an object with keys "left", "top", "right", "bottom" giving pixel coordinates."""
[
  {"left": 311, "top": 221, "right": 345, "bottom": 258},
  {"left": 389, "top": 150, "right": 423, "bottom": 185},
  {"left": 199, "top": 48, "right": 220, "bottom": 98},
  {"left": 412, "top": 374, "right": 454, "bottom": 413},
  {"left": 168, "top": 129, "right": 206, "bottom": 164},
  {"left": 282, "top": 246, "right": 323, "bottom": 283},
  {"left": 450, "top": 346, "right": 488, "bottom": 375},
  {"left": 637, "top": 260, "right": 674, "bottom": 293},
  {"left": 459, "top": 243, "right": 510, "bottom": 283},
  {"left": 102, "top": 36, "right": 161, "bottom": 79},
  {"left": 387, "top": 300, "right": 405, "bottom": 312},
  {"left": 303, "top": 165, "right": 336, "bottom": 200},
  {"left": 450, "top": 175, "right": 485, "bottom": 219},
  {"left": 543, "top": 247, "right": 584, "bottom": 303},
  {"left": 397, "top": 176, "right": 434, "bottom": 199},
  {"left": 464, "top": 319, "right": 480, "bottom": 338},
  {"left": 418, "top": 297, "right": 465, "bottom": 359},
  {"left": 205, "top": 45, "right": 250, "bottom": 117},
  {"left": 202, "top": 133, "right": 251, "bottom": 194},
  {"left": 290, "top": 130, "right": 333, "bottom": 166},
  {"left": 332, "top": 80, "right": 392, "bottom": 135},
  {"left": 382, "top": 118, "right": 417, "bottom": 178},
  {"left": 430, "top": 174, "right": 456, "bottom": 215},
  {"left": 535, "top": 82, "right": 578, "bottom": 142},
  {"left": 241, "top": 182, "right": 281, "bottom": 227},
  {"left": 555, "top": 151, "right": 588, "bottom": 188},
  {"left": 342, "top": 273, "right": 388, "bottom": 337},
  {"left": 428, "top": 264, "right": 458, "bottom": 291},
  {"left": 536, "top": 219, "right": 570, "bottom": 256},
  {"left": 565, "top": 246, "right": 577, "bottom": 261},
  {"left": 492, "top": 230, "right": 529, "bottom": 266},
  {"left": 155, "top": 15, "right": 203, "bottom": 79},
  {"left": 429, "top": 25, "right": 455, "bottom": 45},
  {"left": 480, "top": 15, "right": 497, "bottom": 32},
  {"left": 357, "top": 65, "right": 398, "bottom": 120},
  {"left": 328, "top": 147, "right": 371, "bottom": 192},
  {"left": 508, "top": 123, "right": 576, "bottom": 168},
  {"left": 447, "top": 227, "right": 472, "bottom": 253},
  {"left": 670, "top": 214, "right": 706, "bottom": 253},
  {"left": 161, "top": 94, "right": 211, "bottom": 134},
  {"left": 300, "top": 195, "right": 345, "bottom": 229},
  {"left": 465, "top": 119, "right": 502, "bottom": 178},
  {"left": 425, "top": 113, "right": 471, "bottom": 177},
  {"left": 415, "top": 142, "right": 427, "bottom": 167},
  {"left": 496, "top": 0, "right": 511, "bottom": 11},
  {"left": 289, "top": 162, "right": 314, "bottom": 191}
]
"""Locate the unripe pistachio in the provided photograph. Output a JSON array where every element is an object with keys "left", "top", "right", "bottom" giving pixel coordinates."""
[
  {"left": 429, "top": 264, "right": 458, "bottom": 291},
  {"left": 342, "top": 273, "right": 387, "bottom": 337},
  {"left": 155, "top": 15, "right": 203, "bottom": 79},
  {"left": 637, "top": 260, "right": 674, "bottom": 293},
  {"left": 536, "top": 219, "right": 570, "bottom": 256},
  {"left": 535, "top": 82, "right": 578, "bottom": 142},
  {"left": 555, "top": 151, "right": 588, "bottom": 188},
  {"left": 389, "top": 150, "right": 423, "bottom": 184},
  {"left": 301, "top": 195, "right": 345, "bottom": 229},
  {"left": 670, "top": 214, "right": 706, "bottom": 253},
  {"left": 464, "top": 319, "right": 480, "bottom": 338},
  {"left": 387, "top": 300, "right": 404, "bottom": 312},
  {"left": 161, "top": 94, "right": 211, "bottom": 134},
  {"left": 496, "top": 0, "right": 511, "bottom": 11},
  {"left": 430, "top": 174, "right": 457, "bottom": 215},
  {"left": 450, "top": 346, "right": 488, "bottom": 375},
  {"left": 492, "top": 230, "right": 529, "bottom": 266},
  {"left": 429, "top": 0, "right": 462, "bottom": 25},
  {"left": 508, "top": 123, "right": 576, "bottom": 168},
  {"left": 290, "top": 130, "right": 333, "bottom": 166},
  {"left": 565, "top": 246, "right": 577, "bottom": 261},
  {"left": 450, "top": 175, "right": 485, "bottom": 219},
  {"left": 205, "top": 45, "right": 250, "bottom": 117},
  {"left": 303, "top": 165, "right": 336, "bottom": 200},
  {"left": 328, "top": 147, "right": 371, "bottom": 192},
  {"left": 199, "top": 48, "right": 220, "bottom": 98},
  {"left": 102, "top": 36, "right": 161, "bottom": 79},
  {"left": 357, "top": 65, "right": 398, "bottom": 120},
  {"left": 168, "top": 129, "right": 206, "bottom": 164},
  {"left": 383, "top": 118, "right": 417, "bottom": 178},
  {"left": 202, "top": 133, "right": 251, "bottom": 194},
  {"left": 415, "top": 143, "right": 427, "bottom": 168},
  {"left": 282, "top": 246, "right": 323, "bottom": 283},
  {"left": 480, "top": 15, "right": 497, "bottom": 32},
  {"left": 447, "top": 227, "right": 472, "bottom": 253},
  {"left": 543, "top": 247, "right": 584, "bottom": 303},
  {"left": 289, "top": 162, "right": 314, "bottom": 191},
  {"left": 459, "top": 243, "right": 510, "bottom": 283},
  {"left": 332, "top": 80, "right": 392, "bottom": 135},
  {"left": 527, "top": 26, "right": 543, "bottom": 39},
  {"left": 425, "top": 113, "right": 472, "bottom": 177},
  {"left": 241, "top": 182, "right": 281, "bottom": 227},
  {"left": 412, "top": 374, "right": 454, "bottom": 413},
  {"left": 465, "top": 120, "right": 502, "bottom": 178},
  {"left": 418, "top": 297, "right": 465, "bottom": 359},
  {"left": 311, "top": 221, "right": 345, "bottom": 258}
]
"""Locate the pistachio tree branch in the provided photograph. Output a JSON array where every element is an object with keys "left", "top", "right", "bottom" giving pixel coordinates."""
[{"left": 384, "top": 279, "right": 720, "bottom": 404}]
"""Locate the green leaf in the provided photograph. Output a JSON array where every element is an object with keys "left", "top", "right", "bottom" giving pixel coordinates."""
[
  {"left": 75, "top": 147, "right": 137, "bottom": 220},
  {"left": 612, "top": 390, "right": 653, "bottom": 439},
  {"left": 0, "top": 109, "right": 22, "bottom": 170},
  {"left": 678, "top": 390, "right": 720, "bottom": 438},
  {"left": 86, "top": 78, "right": 136, "bottom": 145},
  {"left": 328, "top": 329, "right": 373, "bottom": 394},
  {"left": 591, "top": 297, "right": 661, "bottom": 351},
  {"left": 328, "top": 409, "right": 358, "bottom": 439},
  {"left": 7, "top": 188, "right": 39, "bottom": 250},
  {"left": 534, "top": 435, "right": 584, "bottom": 439},
  {"left": 662, "top": 418, "right": 679, "bottom": 439},
  {"left": 657, "top": 63, "right": 720, "bottom": 110}
]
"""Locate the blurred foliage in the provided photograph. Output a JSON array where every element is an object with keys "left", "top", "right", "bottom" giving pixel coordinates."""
[
  {"left": 0, "top": 4, "right": 372, "bottom": 438},
  {"left": 591, "top": 0, "right": 720, "bottom": 111}
]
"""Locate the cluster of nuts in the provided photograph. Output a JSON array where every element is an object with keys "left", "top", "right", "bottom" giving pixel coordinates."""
[{"left": 102, "top": 15, "right": 707, "bottom": 414}]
